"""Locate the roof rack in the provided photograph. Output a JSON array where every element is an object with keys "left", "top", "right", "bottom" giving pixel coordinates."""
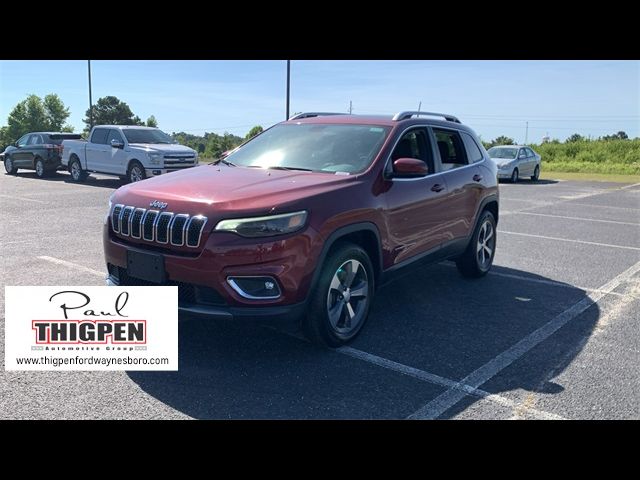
[
  {"left": 288, "top": 112, "right": 347, "bottom": 120},
  {"left": 392, "top": 111, "right": 460, "bottom": 123}
]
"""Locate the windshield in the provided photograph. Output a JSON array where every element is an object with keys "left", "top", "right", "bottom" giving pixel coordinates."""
[
  {"left": 225, "top": 123, "right": 390, "bottom": 174},
  {"left": 123, "top": 129, "right": 174, "bottom": 144},
  {"left": 488, "top": 147, "right": 518, "bottom": 159}
]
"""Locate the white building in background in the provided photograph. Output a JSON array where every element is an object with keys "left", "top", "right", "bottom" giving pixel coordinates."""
[{"left": 542, "top": 132, "right": 550, "bottom": 143}]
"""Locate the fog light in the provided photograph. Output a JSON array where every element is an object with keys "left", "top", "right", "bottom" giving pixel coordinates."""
[
  {"left": 227, "top": 276, "right": 281, "bottom": 300},
  {"left": 153, "top": 170, "right": 162, "bottom": 175}
]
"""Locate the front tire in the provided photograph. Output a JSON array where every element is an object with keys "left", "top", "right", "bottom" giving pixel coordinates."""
[
  {"left": 128, "top": 161, "right": 146, "bottom": 183},
  {"left": 511, "top": 168, "right": 519, "bottom": 183},
  {"left": 4, "top": 155, "right": 18, "bottom": 175},
  {"left": 455, "top": 210, "right": 497, "bottom": 278},
  {"left": 531, "top": 165, "right": 540, "bottom": 181},
  {"left": 69, "top": 158, "right": 87, "bottom": 182},
  {"left": 302, "top": 242, "right": 375, "bottom": 347}
]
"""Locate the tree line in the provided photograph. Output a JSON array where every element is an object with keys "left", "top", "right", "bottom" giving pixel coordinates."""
[
  {"left": 0, "top": 93, "right": 262, "bottom": 157},
  {"left": 481, "top": 131, "right": 631, "bottom": 149}
]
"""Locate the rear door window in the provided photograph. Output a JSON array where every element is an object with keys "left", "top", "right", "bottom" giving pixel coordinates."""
[
  {"left": 91, "top": 128, "right": 109, "bottom": 144},
  {"left": 28, "top": 134, "right": 42, "bottom": 145},
  {"left": 433, "top": 129, "right": 469, "bottom": 171}
]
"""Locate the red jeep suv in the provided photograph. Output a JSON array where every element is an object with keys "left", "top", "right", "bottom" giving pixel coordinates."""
[{"left": 104, "top": 111, "right": 499, "bottom": 346}]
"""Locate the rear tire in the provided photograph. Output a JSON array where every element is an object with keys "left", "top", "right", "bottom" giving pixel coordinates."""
[
  {"left": 4, "top": 155, "right": 18, "bottom": 175},
  {"left": 510, "top": 168, "right": 519, "bottom": 183},
  {"left": 127, "top": 161, "right": 146, "bottom": 183},
  {"left": 69, "top": 158, "right": 88, "bottom": 182},
  {"left": 35, "top": 158, "right": 48, "bottom": 178},
  {"left": 531, "top": 165, "right": 540, "bottom": 181},
  {"left": 302, "top": 242, "right": 375, "bottom": 347},
  {"left": 455, "top": 210, "right": 497, "bottom": 278}
]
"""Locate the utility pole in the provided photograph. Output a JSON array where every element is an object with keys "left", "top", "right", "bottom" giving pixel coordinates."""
[
  {"left": 87, "top": 60, "right": 94, "bottom": 129},
  {"left": 349, "top": 100, "right": 353, "bottom": 114},
  {"left": 418, "top": 101, "right": 422, "bottom": 113},
  {"left": 525, "top": 121, "right": 529, "bottom": 145},
  {"left": 286, "top": 60, "right": 291, "bottom": 120}
]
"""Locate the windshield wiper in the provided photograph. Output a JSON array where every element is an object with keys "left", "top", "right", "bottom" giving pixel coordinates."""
[
  {"left": 211, "top": 158, "right": 237, "bottom": 167},
  {"left": 267, "top": 166, "right": 313, "bottom": 172}
]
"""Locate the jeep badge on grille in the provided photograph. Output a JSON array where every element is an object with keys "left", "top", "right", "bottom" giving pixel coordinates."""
[{"left": 150, "top": 200, "right": 168, "bottom": 209}]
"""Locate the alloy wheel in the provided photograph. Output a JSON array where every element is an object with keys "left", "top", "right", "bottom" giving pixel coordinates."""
[
  {"left": 476, "top": 220, "right": 495, "bottom": 270},
  {"left": 130, "top": 166, "right": 143, "bottom": 182},
  {"left": 71, "top": 161, "right": 81, "bottom": 180},
  {"left": 326, "top": 259, "right": 369, "bottom": 335},
  {"left": 36, "top": 160, "right": 44, "bottom": 177}
]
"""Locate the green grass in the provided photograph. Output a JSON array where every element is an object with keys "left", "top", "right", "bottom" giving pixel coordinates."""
[
  {"left": 533, "top": 139, "right": 640, "bottom": 175},
  {"left": 540, "top": 171, "right": 640, "bottom": 184}
]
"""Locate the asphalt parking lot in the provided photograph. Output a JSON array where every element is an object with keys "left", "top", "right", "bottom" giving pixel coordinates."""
[{"left": 1, "top": 169, "right": 639, "bottom": 419}]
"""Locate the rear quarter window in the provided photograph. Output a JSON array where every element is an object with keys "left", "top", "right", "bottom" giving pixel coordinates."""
[
  {"left": 461, "top": 132, "right": 484, "bottom": 163},
  {"left": 91, "top": 128, "right": 109, "bottom": 144}
]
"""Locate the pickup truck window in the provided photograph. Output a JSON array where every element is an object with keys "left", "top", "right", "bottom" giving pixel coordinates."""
[
  {"left": 91, "top": 128, "right": 109, "bottom": 144},
  {"left": 107, "top": 129, "right": 125, "bottom": 145},
  {"left": 122, "top": 129, "right": 174, "bottom": 144}
]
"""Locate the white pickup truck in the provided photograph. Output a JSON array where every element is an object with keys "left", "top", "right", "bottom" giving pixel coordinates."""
[{"left": 62, "top": 125, "right": 198, "bottom": 183}]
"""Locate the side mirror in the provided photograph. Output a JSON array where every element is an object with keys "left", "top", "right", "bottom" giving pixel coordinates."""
[
  {"left": 14, "top": 141, "right": 20, "bottom": 148},
  {"left": 392, "top": 158, "right": 429, "bottom": 178},
  {"left": 110, "top": 139, "right": 124, "bottom": 149}
]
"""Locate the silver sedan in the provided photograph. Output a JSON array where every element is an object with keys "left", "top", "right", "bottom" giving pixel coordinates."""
[{"left": 488, "top": 145, "right": 541, "bottom": 182}]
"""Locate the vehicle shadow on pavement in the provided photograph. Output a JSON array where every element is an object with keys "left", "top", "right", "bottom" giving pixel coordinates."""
[
  {"left": 13, "top": 171, "right": 123, "bottom": 189},
  {"left": 127, "top": 263, "right": 598, "bottom": 419},
  {"left": 500, "top": 179, "right": 559, "bottom": 185}
]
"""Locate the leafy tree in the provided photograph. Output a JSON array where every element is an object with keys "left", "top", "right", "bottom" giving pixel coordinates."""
[
  {"left": 602, "top": 131, "right": 629, "bottom": 141},
  {"left": 171, "top": 131, "right": 243, "bottom": 159},
  {"left": 566, "top": 133, "right": 583, "bottom": 143},
  {"left": 146, "top": 115, "right": 158, "bottom": 128},
  {"left": 245, "top": 125, "right": 263, "bottom": 140},
  {"left": 3, "top": 94, "right": 72, "bottom": 144},
  {"left": 83, "top": 96, "right": 145, "bottom": 132},
  {"left": 492, "top": 135, "right": 515, "bottom": 146}
]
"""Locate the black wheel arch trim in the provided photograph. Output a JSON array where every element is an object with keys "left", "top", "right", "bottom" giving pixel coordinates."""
[{"left": 306, "top": 222, "right": 383, "bottom": 302}]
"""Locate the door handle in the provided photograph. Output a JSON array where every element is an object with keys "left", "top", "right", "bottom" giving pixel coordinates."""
[
  {"left": 473, "top": 174, "right": 483, "bottom": 182},
  {"left": 431, "top": 184, "right": 444, "bottom": 193}
]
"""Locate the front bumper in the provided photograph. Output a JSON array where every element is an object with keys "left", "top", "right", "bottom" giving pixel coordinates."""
[
  {"left": 497, "top": 167, "right": 514, "bottom": 179},
  {"left": 106, "top": 273, "right": 306, "bottom": 322}
]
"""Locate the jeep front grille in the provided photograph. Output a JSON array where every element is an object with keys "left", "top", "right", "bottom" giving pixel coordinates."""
[{"left": 111, "top": 204, "right": 208, "bottom": 248}]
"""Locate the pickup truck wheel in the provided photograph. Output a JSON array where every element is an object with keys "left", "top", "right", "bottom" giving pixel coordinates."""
[
  {"left": 35, "top": 158, "right": 48, "bottom": 178},
  {"left": 128, "top": 161, "right": 146, "bottom": 183},
  {"left": 455, "top": 210, "right": 496, "bottom": 278},
  {"left": 4, "top": 155, "right": 18, "bottom": 175},
  {"left": 302, "top": 242, "right": 375, "bottom": 347},
  {"left": 69, "top": 158, "right": 87, "bottom": 182}
]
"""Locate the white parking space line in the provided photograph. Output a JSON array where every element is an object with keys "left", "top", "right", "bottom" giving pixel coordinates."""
[
  {"left": 38, "top": 256, "right": 104, "bottom": 277},
  {"left": 337, "top": 346, "right": 565, "bottom": 420},
  {"left": 498, "top": 230, "right": 640, "bottom": 251},
  {"left": 568, "top": 203, "right": 640, "bottom": 213},
  {"left": 265, "top": 326, "right": 564, "bottom": 419},
  {"left": 513, "top": 212, "right": 640, "bottom": 227},
  {"left": 0, "top": 194, "right": 47, "bottom": 204},
  {"left": 407, "top": 258, "right": 640, "bottom": 419}
]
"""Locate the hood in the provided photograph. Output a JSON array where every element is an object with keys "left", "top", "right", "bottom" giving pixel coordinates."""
[
  {"left": 128, "top": 143, "right": 196, "bottom": 155},
  {"left": 112, "top": 164, "right": 354, "bottom": 219},
  {"left": 489, "top": 157, "right": 515, "bottom": 165}
]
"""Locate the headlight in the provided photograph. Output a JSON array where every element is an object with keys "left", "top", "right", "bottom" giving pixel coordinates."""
[
  {"left": 148, "top": 152, "right": 162, "bottom": 165},
  {"left": 104, "top": 194, "right": 114, "bottom": 225},
  {"left": 215, "top": 211, "right": 308, "bottom": 238},
  {"left": 498, "top": 162, "right": 512, "bottom": 169}
]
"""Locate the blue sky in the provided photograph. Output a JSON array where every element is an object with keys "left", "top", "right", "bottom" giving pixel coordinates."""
[{"left": 1, "top": 60, "right": 638, "bottom": 143}]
